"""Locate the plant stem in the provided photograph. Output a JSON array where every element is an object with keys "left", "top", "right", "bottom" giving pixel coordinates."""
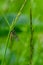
[
  {"left": 30, "top": 5, "right": 33, "bottom": 65},
  {"left": 1, "top": 31, "right": 10, "bottom": 65},
  {"left": 10, "top": 0, "right": 27, "bottom": 31}
]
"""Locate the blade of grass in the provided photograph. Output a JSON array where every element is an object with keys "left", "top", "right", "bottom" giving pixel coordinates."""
[
  {"left": 1, "top": 12, "right": 10, "bottom": 28},
  {"left": 10, "top": 0, "right": 27, "bottom": 31},
  {"left": 1, "top": 31, "right": 10, "bottom": 65},
  {"left": 2, "top": 15, "right": 10, "bottom": 28}
]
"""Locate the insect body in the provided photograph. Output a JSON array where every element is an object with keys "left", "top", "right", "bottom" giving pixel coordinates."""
[{"left": 10, "top": 28, "right": 19, "bottom": 48}]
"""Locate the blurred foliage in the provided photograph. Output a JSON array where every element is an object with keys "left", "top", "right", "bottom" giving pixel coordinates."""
[{"left": 0, "top": 0, "right": 43, "bottom": 65}]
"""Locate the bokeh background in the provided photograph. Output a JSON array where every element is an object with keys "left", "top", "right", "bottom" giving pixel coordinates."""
[{"left": 0, "top": 0, "right": 43, "bottom": 65}]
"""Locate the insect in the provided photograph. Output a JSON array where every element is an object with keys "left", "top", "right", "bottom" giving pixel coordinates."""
[
  {"left": 10, "top": 29, "right": 18, "bottom": 40},
  {"left": 10, "top": 29, "right": 18, "bottom": 48},
  {"left": 9, "top": 27, "right": 22, "bottom": 48}
]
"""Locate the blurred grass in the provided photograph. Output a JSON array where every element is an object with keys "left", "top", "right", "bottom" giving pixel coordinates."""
[
  {"left": 0, "top": 0, "right": 43, "bottom": 65},
  {"left": 0, "top": 13, "right": 30, "bottom": 65}
]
